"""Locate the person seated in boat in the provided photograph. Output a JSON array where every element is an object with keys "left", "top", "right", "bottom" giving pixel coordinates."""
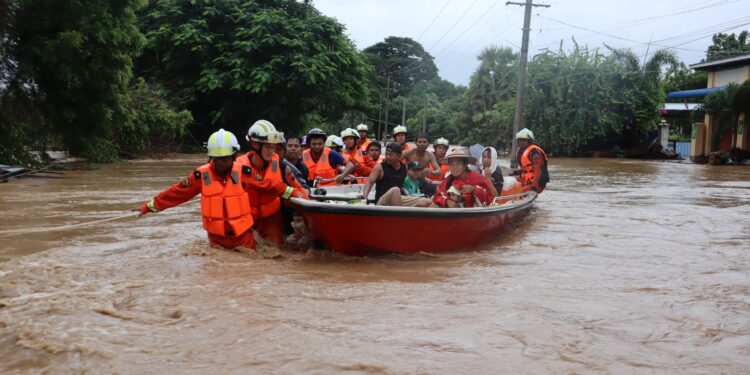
[
  {"left": 480, "top": 146, "right": 503, "bottom": 197},
  {"left": 361, "top": 143, "right": 432, "bottom": 207},
  {"left": 427, "top": 137, "right": 450, "bottom": 182},
  {"left": 325, "top": 135, "right": 344, "bottom": 154},
  {"left": 393, "top": 125, "right": 411, "bottom": 152},
  {"left": 303, "top": 128, "right": 354, "bottom": 187},
  {"left": 136, "top": 129, "right": 304, "bottom": 250},
  {"left": 237, "top": 122, "right": 310, "bottom": 246},
  {"left": 356, "top": 123, "right": 372, "bottom": 152},
  {"left": 433, "top": 147, "right": 493, "bottom": 208},
  {"left": 340, "top": 128, "right": 369, "bottom": 180},
  {"left": 403, "top": 133, "right": 442, "bottom": 180},
  {"left": 510, "top": 128, "right": 549, "bottom": 193},
  {"left": 404, "top": 161, "right": 437, "bottom": 198},
  {"left": 358, "top": 141, "right": 384, "bottom": 177}
]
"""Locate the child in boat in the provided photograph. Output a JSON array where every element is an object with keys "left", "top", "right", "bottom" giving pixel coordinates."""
[{"left": 433, "top": 147, "right": 493, "bottom": 208}]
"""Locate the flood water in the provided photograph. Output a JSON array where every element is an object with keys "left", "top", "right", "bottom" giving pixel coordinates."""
[{"left": 0, "top": 155, "right": 749, "bottom": 374}]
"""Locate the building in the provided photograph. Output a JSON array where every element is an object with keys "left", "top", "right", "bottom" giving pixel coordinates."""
[{"left": 666, "top": 54, "right": 750, "bottom": 161}]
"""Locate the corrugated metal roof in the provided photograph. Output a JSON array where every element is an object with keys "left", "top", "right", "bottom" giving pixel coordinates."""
[
  {"left": 690, "top": 54, "right": 750, "bottom": 71},
  {"left": 666, "top": 86, "right": 725, "bottom": 99},
  {"left": 662, "top": 103, "right": 701, "bottom": 111}
]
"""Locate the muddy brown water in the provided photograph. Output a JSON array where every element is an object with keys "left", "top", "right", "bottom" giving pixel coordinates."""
[{"left": 0, "top": 155, "right": 748, "bottom": 374}]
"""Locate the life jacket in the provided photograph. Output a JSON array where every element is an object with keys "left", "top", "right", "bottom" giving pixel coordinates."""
[
  {"left": 520, "top": 145, "right": 549, "bottom": 192},
  {"left": 198, "top": 163, "right": 253, "bottom": 237},
  {"left": 359, "top": 139, "right": 372, "bottom": 153},
  {"left": 427, "top": 162, "right": 449, "bottom": 182},
  {"left": 303, "top": 147, "right": 337, "bottom": 186},
  {"left": 238, "top": 151, "right": 283, "bottom": 218},
  {"left": 342, "top": 147, "right": 368, "bottom": 177},
  {"left": 364, "top": 155, "right": 384, "bottom": 168}
]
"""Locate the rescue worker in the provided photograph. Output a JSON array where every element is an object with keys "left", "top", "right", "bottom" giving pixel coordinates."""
[
  {"left": 237, "top": 120, "right": 309, "bottom": 246},
  {"left": 325, "top": 135, "right": 344, "bottom": 154},
  {"left": 428, "top": 137, "right": 451, "bottom": 182},
  {"left": 403, "top": 133, "right": 441, "bottom": 179},
  {"left": 511, "top": 128, "right": 549, "bottom": 193},
  {"left": 433, "top": 147, "right": 493, "bottom": 208},
  {"left": 361, "top": 143, "right": 432, "bottom": 207},
  {"left": 340, "top": 128, "right": 369, "bottom": 179},
  {"left": 303, "top": 128, "right": 354, "bottom": 186},
  {"left": 393, "top": 125, "right": 411, "bottom": 152},
  {"left": 356, "top": 123, "right": 372, "bottom": 152},
  {"left": 137, "top": 129, "right": 301, "bottom": 250}
]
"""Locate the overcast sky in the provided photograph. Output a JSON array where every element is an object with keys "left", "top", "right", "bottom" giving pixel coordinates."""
[{"left": 313, "top": 0, "right": 750, "bottom": 85}]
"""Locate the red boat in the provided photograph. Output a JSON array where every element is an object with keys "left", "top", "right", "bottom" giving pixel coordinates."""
[{"left": 289, "top": 184, "right": 537, "bottom": 256}]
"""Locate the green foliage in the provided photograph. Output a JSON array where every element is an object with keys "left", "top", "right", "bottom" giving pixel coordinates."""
[
  {"left": 662, "top": 63, "right": 708, "bottom": 101},
  {"left": 8, "top": 0, "right": 146, "bottom": 162},
  {"left": 703, "top": 80, "right": 750, "bottom": 147},
  {"left": 363, "top": 36, "right": 438, "bottom": 98},
  {"left": 137, "top": 0, "right": 372, "bottom": 139},
  {"left": 120, "top": 78, "right": 193, "bottom": 154},
  {"left": 705, "top": 31, "right": 750, "bottom": 62}
]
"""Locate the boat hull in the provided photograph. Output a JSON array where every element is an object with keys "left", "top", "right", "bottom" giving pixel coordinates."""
[{"left": 290, "top": 190, "right": 536, "bottom": 256}]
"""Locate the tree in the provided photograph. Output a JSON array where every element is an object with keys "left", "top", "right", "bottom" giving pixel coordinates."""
[
  {"left": 363, "top": 36, "right": 438, "bottom": 98},
  {"left": 7, "top": 0, "right": 146, "bottom": 161},
  {"left": 703, "top": 80, "right": 750, "bottom": 148},
  {"left": 663, "top": 62, "right": 708, "bottom": 100},
  {"left": 705, "top": 31, "right": 750, "bottom": 62},
  {"left": 137, "top": 0, "right": 372, "bottom": 138},
  {"left": 466, "top": 46, "right": 518, "bottom": 113}
]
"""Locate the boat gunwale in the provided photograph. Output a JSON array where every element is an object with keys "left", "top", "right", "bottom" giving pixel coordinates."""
[{"left": 289, "top": 191, "right": 537, "bottom": 218}]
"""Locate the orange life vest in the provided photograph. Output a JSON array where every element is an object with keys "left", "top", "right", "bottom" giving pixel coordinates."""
[
  {"left": 198, "top": 163, "right": 253, "bottom": 237},
  {"left": 519, "top": 145, "right": 549, "bottom": 192},
  {"left": 302, "top": 147, "right": 337, "bottom": 186},
  {"left": 238, "top": 151, "right": 283, "bottom": 218},
  {"left": 427, "top": 162, "right": 450, "bottom": 182},
  {"left": 342, "top": 147, "right": 368, "bottom": 177},
  {"left": 359, "top": 139, "right": 372, "bottom": 153}
]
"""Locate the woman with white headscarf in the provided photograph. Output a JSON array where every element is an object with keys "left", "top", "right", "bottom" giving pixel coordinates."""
[{"left": 481, "top": 146, "right": 503, "bottom": 197}]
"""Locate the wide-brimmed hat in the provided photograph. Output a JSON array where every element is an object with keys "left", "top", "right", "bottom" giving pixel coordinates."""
[{"left": 444, "top": 146, "right": 476, "bottom": 164}]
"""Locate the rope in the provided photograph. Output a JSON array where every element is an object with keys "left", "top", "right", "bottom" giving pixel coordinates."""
[{"left": 0, "top": 199, "right": 200, "bottom": 237}]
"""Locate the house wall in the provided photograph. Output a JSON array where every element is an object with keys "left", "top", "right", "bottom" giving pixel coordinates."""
[{"left": 714, "top": 67, "right": 747, "bottom": 87}]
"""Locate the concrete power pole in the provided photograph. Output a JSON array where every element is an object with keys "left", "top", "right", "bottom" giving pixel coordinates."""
[
  {"left": 506, "top": 0, "right": 549, "bottom": 168},
  {"left": 383, "top": 75, "right": 390, "bottom": 145},
  {"left": 401, "top": 97, "right": 406, "bottom": 128}
]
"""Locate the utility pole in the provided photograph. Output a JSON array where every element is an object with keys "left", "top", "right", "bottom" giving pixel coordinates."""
[
  {"left": 506, "top": 0, "right": 549, "bottom": 168},
  {"left": 377, "top": 91, "right": 383, "bottom": 143},
  {"left": 383, "top": 75, "right": 390, "bottom": 145},
  {"left": 422, "top": 96, "right": 427, "bottom": 133},
  {"left": 401, "top": 97, "right": 406, "bottom": 128}
]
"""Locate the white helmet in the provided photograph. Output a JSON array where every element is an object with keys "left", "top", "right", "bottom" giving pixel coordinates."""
[
  {"left": 207, "top": 128, "right": 240, "bottom": 157},
  {"left": 434, "top": 137, "right": 449, "bottom": 147},
  {"left": 246, "top": 119, "right": 277, "bottom": 143},
  {"left": 325, "top": 135, "right": 343, "bottom": 147},
  {"left": 515, "top": 128, "right": 535, "bottom": 141},
  {"left": 340, "top": 128, "right": 360, "bottom": 140},
  {"left": 356, "top": 123, "right": 368, "bottom": 132},
  {"left": 393, "top": 125, "right": 408, "bottom": 135},
  {"left": 266, "top": 131, "right": 286, "bottom": 145}
]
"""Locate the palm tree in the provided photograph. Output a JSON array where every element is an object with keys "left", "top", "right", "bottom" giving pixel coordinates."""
[{"left": 467, "top": 46, "right": 519, "bottom": 112}]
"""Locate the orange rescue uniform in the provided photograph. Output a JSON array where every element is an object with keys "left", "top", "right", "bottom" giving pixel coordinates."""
[
  {"left": 517, "top": 144, "right": 549, "bottom": 193},
  {"left": 342, "top": 147, "right": 368, "bottom": 178},
  {"left": 236, "top": 152, "right": 287, "bottom": 246},
  {"left": 359, "top": 139, "right": 372, "bottom": 153},
  {"left": 144, "top": 161, "right": 290, "bottom": 249},
  {"left": 427, "top": 162, "right": 449, "bottom": 182},
  {"left": 302, "top": 147, "right": 337, "bottom": 186}
]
